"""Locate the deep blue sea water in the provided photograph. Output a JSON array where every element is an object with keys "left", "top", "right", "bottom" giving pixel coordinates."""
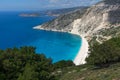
[{"left": 0, "top": 11, "right": 82, "bottom": 62}]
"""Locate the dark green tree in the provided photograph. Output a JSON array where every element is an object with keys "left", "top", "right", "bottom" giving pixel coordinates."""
[
  {"left": 0, "top": 47, "right": 56, "bottom": 80},
  {"left": 53, "top": 60, "right": 75, "bottom": 69},
  {"left": 86, "top": 37, "right": 120, "bottom": 67}
]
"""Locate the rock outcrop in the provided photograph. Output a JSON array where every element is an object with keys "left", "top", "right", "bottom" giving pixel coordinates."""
[{"left": 75, "top": 0, "right": 120, "bottom": 44}]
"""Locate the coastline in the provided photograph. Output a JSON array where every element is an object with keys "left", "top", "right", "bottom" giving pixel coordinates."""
[
  {"left": 33, "top": 25, "right": 89, "bottom": 66},
  {"left": 73, "top": 35, "right": 89, "bottom": 65},
  {"left": 70, "top": 19, "right": 89, "bottom": 65},
  {"left": 33, "top": 25, "right": 67, "bottom": 32}
]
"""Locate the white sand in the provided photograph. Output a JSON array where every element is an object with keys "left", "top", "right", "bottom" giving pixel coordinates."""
[
  {"left": 33, "top": 20, "right": 89, "bottom": 65},
  {"left": 71, "top": 19, "right": 89, "bottom": 65},
  {"left": 73, "top": 36, "right": 89, "bottom": 65},
  {"left": 33, "top": 25, "right": 42, "bottom": 29}
]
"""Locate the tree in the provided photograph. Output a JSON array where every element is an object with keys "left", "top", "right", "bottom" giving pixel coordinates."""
[
  {"left": 86, "top": 37, "right": 120, "bottom": 67},
  {"left": 53, "top": 60, "right": 75, "bottom": 69},
  {"left": 0, "top": 47, "right": 56, "bottom": 80},
  {"left": 17, "top": 63, "right": 38, "bottom": 80}
]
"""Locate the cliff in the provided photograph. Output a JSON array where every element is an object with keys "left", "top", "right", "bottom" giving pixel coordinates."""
[
  {"left": 34, "top": 0, "right": 120, "bottom": 44},
  {"left": 33, "top": 7, "right": 88, "bottom": 32}
]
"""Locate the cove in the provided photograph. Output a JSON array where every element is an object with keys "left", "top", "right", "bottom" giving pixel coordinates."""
[{"left": 0, "top": 11, "right": 82, "bottom": 62}]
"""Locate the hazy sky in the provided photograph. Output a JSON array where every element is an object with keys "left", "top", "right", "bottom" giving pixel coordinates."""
[{"left": 0, "top": 0, "right": 101, "bottom": 11}]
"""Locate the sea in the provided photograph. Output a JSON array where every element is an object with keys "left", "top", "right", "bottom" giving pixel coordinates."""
[{"left": 0, "top": 11, "right": 82, "bottom": 62}]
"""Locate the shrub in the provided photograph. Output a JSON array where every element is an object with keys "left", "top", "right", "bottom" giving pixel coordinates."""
[{"left": 86, "top": 37, "right": 120, "bottom": 67}]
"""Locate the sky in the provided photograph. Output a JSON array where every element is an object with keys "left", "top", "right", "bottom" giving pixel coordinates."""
[{"left": 0, "top": 0, "right": 101, "bottom": 11}]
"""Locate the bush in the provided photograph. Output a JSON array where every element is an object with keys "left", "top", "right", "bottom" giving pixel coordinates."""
[
  {"left": 0, "top": 47, "right": 56, "bottom": 80},
  {"left": 86, "top": 37, "right": 120, "bottom": 67},
  {"left": 53, "top": 60, "right": 75, "bottom": 69}
]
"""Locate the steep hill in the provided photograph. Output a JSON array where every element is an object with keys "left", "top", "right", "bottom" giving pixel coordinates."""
[
  {"left": 58, "top": 62, "right": 120, "bottom": 80},
  {"left": 44, "top": 7, "right": 88, "bottom": 16},
  {"left": 34, "top": 7, "right": 88, "bottom": 32},
  {"left": 35, "top": 0, "right": 120, "bottom": 45}
]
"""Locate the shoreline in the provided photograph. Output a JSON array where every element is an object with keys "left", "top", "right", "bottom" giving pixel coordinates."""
[
  {"left": 73, "top": 35, "right": 89, "bottom": 65},
  {"left": 33, "top": 25, "right": 67, "bottom": 32},
  {"left": 70, "top": 29, "right": 89, "bottom": 65},
  {"left": 33, "top": 25, "right": 89, "bottom": 66}
]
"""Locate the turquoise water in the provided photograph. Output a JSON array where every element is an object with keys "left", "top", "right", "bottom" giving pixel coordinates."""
[{"left": 0, "top": 11, "right": 82, "bottom": 62}]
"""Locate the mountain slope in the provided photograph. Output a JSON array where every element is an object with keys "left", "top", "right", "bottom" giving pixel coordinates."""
[
  {"left": 44, "top": 7, "right": 88, "bottom": 16},
  {"left": 35, "top": 0, "right": 120, "bottom": 45},
  {"left": 75, "top": 0, "right": 120, "bottom": 44},
  {"left": 58, "top": 62, "right": 120, "bottom": 80},
  {"left": 34, "top": 7, "right": 88, "bottom": 32}
]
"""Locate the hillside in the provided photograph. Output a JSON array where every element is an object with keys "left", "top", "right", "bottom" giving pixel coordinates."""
[
  {"left": 44, "top": 7, "right": 88, "bottom": 17},
  {"left": 58, "top": 36, "right": 120, "bottom": 80},
  {"left": 58, "top": 62, "right": 120, "bottom": 80},
  {"left": 33, "top": 7, "right": 88, "bottom": 32},
  {"left": 1, "top": 0, "right": 120, "bottom": 80},
  {"left": 35, "top": 0, "right": 120, "bottom": 45},
  {"left": 0, "top": 37, "right": 120, "bottom": 80}
]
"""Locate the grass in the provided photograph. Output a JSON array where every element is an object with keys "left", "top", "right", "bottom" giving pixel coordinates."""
[{"left": 55, "top": 63, "right": 120, "bottom": 80}]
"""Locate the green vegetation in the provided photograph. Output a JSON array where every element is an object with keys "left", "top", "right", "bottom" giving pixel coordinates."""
[
  {"left": 53, "top": 60, "right": 75, "bottom": 69},
  {"left": 99, "top": 26, "right": 120, "bottom": 37},
  {"left": 86, "top": 37, "right": 120, "bottom": 67},
  {"left": 0, "top": 46, "right": 74, "bottom": 80},
  {"left": 57, "top": 37, "right": 120, "bottom": 80},
  {"left": 0, "top": 47, "right": 56, "bottom": 80},
  {"left": 57, "top": 62, "right": 120, "bottom": 80},
  {"left": 0, "top": 37, "right": 120, "bottom": 80}
]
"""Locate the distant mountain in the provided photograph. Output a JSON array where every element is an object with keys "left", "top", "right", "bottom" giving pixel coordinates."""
[
  {"left": 19, "top": 13, "right": 40, "bottom": 17},
  {"left": 44, "top": 7, "right": 88, "bottom": 16}
]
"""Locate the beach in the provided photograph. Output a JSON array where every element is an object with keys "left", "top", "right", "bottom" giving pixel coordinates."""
[
  {"left": 73, "top": 36, "right": 89, "bottom": 65},
  {"left": 33, "top": 23, "right": 89, "bottom": 66},
  {"left": 71, "top": 19, "right": 89, "bottom": 65}
]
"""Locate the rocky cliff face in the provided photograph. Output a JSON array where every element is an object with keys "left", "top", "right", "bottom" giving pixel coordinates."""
[
  {"left": 35, "top": 0, "right": 120, "bottom": 44},
  {"left": 75, "top": 0, "right": 120, "bottom": 44},
  {"left": 34, "top": 7, "right": 88, "bottom": 32}
]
